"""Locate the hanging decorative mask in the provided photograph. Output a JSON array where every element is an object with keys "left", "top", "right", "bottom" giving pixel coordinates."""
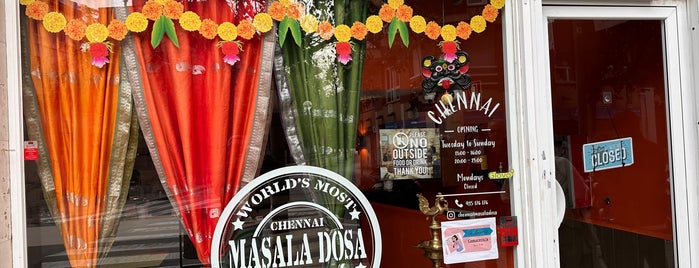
[{"left": 421, "top": 51, "right": 471, "bottom": 101}]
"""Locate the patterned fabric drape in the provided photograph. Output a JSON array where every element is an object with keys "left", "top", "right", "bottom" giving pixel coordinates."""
[
  {"left": 22, "top": 3, "right": 139, "bottom": 267},
  {"left": 120, "top": 0, "right": 273, "bottom": 264},
  {"left": 276, "top": 0, "right": 368, "bottom": 180}
]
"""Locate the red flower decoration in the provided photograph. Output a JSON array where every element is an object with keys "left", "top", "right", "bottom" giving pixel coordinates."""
[
  {"left": 89, "top": 42, "right": 109, "bottom": 57},
  {"left": 440, "top": 41, "right": 459, "bottom": 63},
  {"left": 336, "top": 41, "right": 352, "bottom": 65},
  {"left": 220, "top": 41, "right": 243, "bottom": 66},
  {"left": 221, "top": 41, "right": 240, "bottom": 55},
  {"left": 89, "top": 42, "right": 110, "bottom": 68}
]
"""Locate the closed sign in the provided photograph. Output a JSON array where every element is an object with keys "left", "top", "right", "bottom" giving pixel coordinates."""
[{"left": 582, "top": 137, "right": 634, "bottom": 172}]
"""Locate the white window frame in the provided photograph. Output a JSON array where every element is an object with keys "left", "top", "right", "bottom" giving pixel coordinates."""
[
  {"left": 5, "top": 0, "right": 28, "bottom": 267},
  {"left": 505, "top": 1, "right": 698, "bottom": 267}
]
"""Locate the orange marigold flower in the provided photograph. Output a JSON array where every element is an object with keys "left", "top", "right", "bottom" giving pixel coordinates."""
[
  {"left": 108, "top": 20, "right": 128, "bottom": 40},
  {"left": 317, "top": 21, "right": 334, "bottom": 40},
  {"left": 396, "top": 5, "right": 412, "bottom": 22},
  {"left": 237, "top": 19, "right": 256, "bottom": 40},
  {"left": 350, "top": 22, "right": 368, "bottom": 41},
  {"left": 64, "top": 19, "right": 87, "bottom": 41},
  {"left": 142, "top": 1, "right": 163, "bottom": 21},
  {"left": 378, "top": 4, "right": 395, "bottom": 23},
  {"left": 482, "top": 4, "right": 499, "bottom": 22},
  {"left": 199, "top": 19, "right": 218, "bottom": 39},
  {"left": 491, "top": 0, "right": 505, "bottom": 9},
  {"left": 163, "top": 1, "right": 184, "bottom": 19},
  {"left": 26, "top": 1, "right": 49, "bottom": 20},
  {"left": 269, "top": 1, "right": 286, "bottom": 21},
  {"left": 286, "top": 2, "right": 305, "bottom": 20},
  {"left": 456, "top": 21, "right": 472, "bottom": 40},
  {"left": 470, "top": 15, "right": 486, "bottom": 33},
  {"left": 425, "top": 21, "right": 441, "bottom": 40}
]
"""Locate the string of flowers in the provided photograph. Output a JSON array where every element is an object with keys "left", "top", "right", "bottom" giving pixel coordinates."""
[{"left": 20, "top": 0, "right": 505, "bottom": 68}]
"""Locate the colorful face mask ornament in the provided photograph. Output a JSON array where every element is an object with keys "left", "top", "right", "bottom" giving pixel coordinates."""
[{"left": 421, "top": 51, "right": 471, "bottom": 103}]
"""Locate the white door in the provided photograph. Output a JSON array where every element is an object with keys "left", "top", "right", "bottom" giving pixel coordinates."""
[{"left": 537, "top": 5, "right": 698, "bottom": 268}]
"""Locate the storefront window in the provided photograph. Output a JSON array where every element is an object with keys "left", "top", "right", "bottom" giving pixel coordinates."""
[
  {"left": 356, "top": 1, "right": 513, "bottom": 267},
  {"left": 20, "top": 0, "right": 510, "bottom": 267}
]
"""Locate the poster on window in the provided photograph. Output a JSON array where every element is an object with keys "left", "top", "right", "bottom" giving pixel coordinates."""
[
  {"left": 379, "top": 128, "right": 441, "bottom": 180},
  {"left": 441, "top": 217, "right": 499, "bottom": 264}
]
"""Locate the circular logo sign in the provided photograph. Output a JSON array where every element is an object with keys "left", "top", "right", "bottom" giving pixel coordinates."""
[{"left": 211, "top": 166, "right": 382, "bottom": 268}]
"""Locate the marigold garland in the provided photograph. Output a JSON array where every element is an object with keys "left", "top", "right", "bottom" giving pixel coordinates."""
[{"left": 21, "top": 0, "right": 505, "bottom": 68}]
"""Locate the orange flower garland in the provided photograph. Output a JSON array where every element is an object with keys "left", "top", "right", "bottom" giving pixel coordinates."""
[{"left": 20, "top": 0, "right": 505, "bottom": 68}]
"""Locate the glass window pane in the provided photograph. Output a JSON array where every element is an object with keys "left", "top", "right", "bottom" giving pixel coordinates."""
[{"left": 549, "top": 19, "right": 674, "bottom": 268}]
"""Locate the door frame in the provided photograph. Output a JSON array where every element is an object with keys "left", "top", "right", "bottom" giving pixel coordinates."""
[{"left": 505, "top": 1, "right": 697, "bottom": 267}]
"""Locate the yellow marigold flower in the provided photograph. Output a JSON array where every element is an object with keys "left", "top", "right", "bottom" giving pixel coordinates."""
[
  {"left": 154, "top": 0, "right": 172, "bottom": 5},
  {"left": 425, "top": 21, "right": 441, "bottom": 40},
  {"left": 440, "top": 24, "right": 456, "bottom": 41},
  {"left": 26, "top": 1, "right": 49, "bottom": 20},
  {"left": 20, "top": 0, "right": 36, "bottom": 5},
  {"left": 470, "top": 15, "right": 486, "bottom": 33},
  {"left": 350, "top": 22, "right": 368, "bottom": 40},
  {"left": 179, "top": 11, "right": 201, "bottom": 31},
  {"left": 64, "top": 19, "right": 87, "bottom": 41},
  {"left": 253, "top": 13, "right": 273, "bottom": 33},
  {"left": 108, "top": 20, "right": 128, "bottom": 40},
  {"left": 199, "top": 19, "right": 218, "bottom": 39},
  {"left": 378, "top": 4, "right": 395, "bottom": 23},
  {"left": 237, "top": 19, "right": 256, "bottom": 39},
  {"left": 388, "top": 0, "right": 404, "bottom": 9},
  {"left": 334, "top": 24, "right": 351, "bottom": 42},
  {"left": 217, "top": 22, "right": 238, "bottom": 41},
  {"left": 163, "top": 1, "right": 184, "bottom": 19},
  {"left": 280, "top": 0, "right": 291, "bottom": 6},
  {"left": 409, "top": 15, "right": 426, "bottom": 33},
  {"left": 299, "top": 14, "right": 318, "bottom": 33},
  {"left": 365, "top": 15, "right": 382, "bottom": 34},
  {"left": 269, "top": 1, "right": 286, "bottom": 21},
  {"left": 142, "top": 1, "right": 163, "bottom": 21},
  {"left": 126, "top": 12, "right": 149, "bottom": 33},
  {"left": 491, "top": 0, "right": 505, "bottom": 9},
  {"left": 42, "top": 12, "right": 67, "bottom": 33},
  {"left": 456, "top": 21, "right": 472, "bottom": 40},
  {"left": 482, "top": 4, "right": 499, "bottom": 22},
  {"left": 85, "top": 23, "right": 109, "bottom": 43},
  {"left": 317, "top": 21, "right": 334, "bottom": 40},
  {"left": 286, "top": 2, "right": 305, "bottom": 20},
  {"left": 396, "top": 5, "right": 412, "bottom": 22}
]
